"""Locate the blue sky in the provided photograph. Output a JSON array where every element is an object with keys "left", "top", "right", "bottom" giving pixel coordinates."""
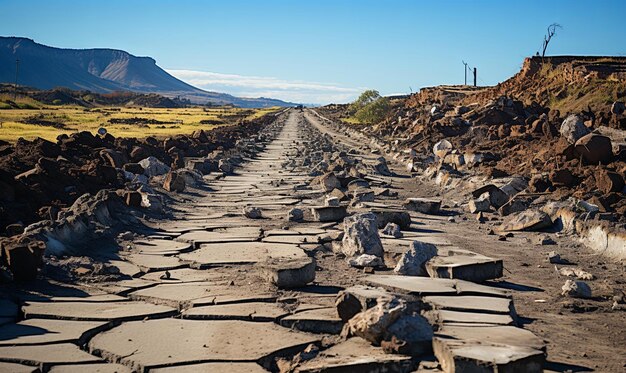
[{"left": 1, "top": 0, "right": 625, "bottom": 104}]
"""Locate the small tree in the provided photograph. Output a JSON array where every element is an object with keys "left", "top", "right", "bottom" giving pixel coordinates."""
[
  {"left": 349, "top": 90, "right": 381, "bottom": 114},
  {"left": 541, "top": 23, "right": 562, "bottom": 58}
]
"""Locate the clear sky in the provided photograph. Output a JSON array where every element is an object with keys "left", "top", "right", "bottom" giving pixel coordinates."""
[{"left": 1, "top": 0, "right": 625, "bottom": 104}]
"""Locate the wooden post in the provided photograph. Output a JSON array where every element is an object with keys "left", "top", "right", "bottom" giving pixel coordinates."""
[{"left": 473, "top": 67, "right": 477, "bottom": 87}]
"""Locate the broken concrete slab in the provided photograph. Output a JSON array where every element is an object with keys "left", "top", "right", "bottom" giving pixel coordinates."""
[
  {"left": 122, "top": 254, "right": 187, "bottom": 273},
  {"left": 131, "top": 240, "right": 192, "bottom": 255},
  {"left": 179, "top": 242, "right": 307, "bottom": 268},
  {"left": 364, "top": 275, "right": 509, "bottom": 298},
  {"left": 0, "top": 343, "right": 102, "bottom": 368},
  {"left": 175, "top": 227, "right": 262, "bottom": 247},
  {"left": 150, "top": 363, "right": 268, "bottom": 373},
  {"left": 310, "top": 205, "right": 348, "bottom": 222},
  {"left": 424, "top": 295, "right": 516, "bottom": 318},
  {"left": 259, "top": 257, "right": 316, "bottom": 288},
  {"left": 499, "top": 209, "right": 552, "bottom": 232},
  {"left": 0, "top": 362, "right": 38, "bottom": 373},
  {"left": 433, "top": 338, "right": 544, "bottom": 373},
  {"left": 182, "top": 302, "right": 288, "bottom": 321},
  {"left": 295, "top": 337, "right": 413, "bottom": 373},
  {"left": 425, "top": 255, "right": 503, "bottom": 282},
  {"left": 425, "top": 309, "right": 514, "bottom": 326},
  {"left": 89, "top": 319, "right": 319, "bottom": 371},
  {"left": 0, "top": 319, "right": 108, "bottom": 346},
  {"left": 280, "top": 307, "right": 343, "bottom": 334},
  {"left": 22, "top": 301, "right": 176, "bottom": 321},
  {"left": 140, "top": 268, "right": 227, "bottom": 283},
  {"left": 403, "top": 198, "right": 441, "bottom": 214},
  {"left": 48, "top": 363, "right": 132, "bottom": 373},
  {"left": 129, "top": 282, "right": 274, "bottom": 309}
]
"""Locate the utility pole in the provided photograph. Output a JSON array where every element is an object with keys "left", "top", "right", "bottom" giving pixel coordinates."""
[
  {"left": 462, "top": 61, "right": 468, "bottom": 85},
  {"left": 473, "top": 67, "right": 477, "bottom": 87},
  {"left": 14, "top": 58, "right": 20, "bottom": 101}
]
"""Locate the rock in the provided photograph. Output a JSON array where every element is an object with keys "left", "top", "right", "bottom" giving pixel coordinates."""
[
  {"left": 536, "top": 235, "right": 556, "bottom": 245},
  {"left": 122, "top": 163, "right": 144, "bottom": 175},
  {"left": 243, "top": 206, "right": 262, "bottom": 219},
  {"left": 325, "top": 196, "right": 340, "bottom": 207},
  {"left": 498, "top": 199, "right": 529, "bottom": 216},
  {"left": 5, "top": 223, "right": 24, "bottom": 237},
  {"left": 287, "top": 208, "right": 304, "bottom": 222},
  {"left": 123, "top": 191, "right": 142, "bottom": 207},
  {"left": 596, "top": 169, "right": 625, "bottom": 194},
  {"left": 0, "top": 239, "right": 46, "bottom": 281},
  {"left": 373, "top": 210, "right": 411, "bottom": 230},
  {"left": 611, "top": 101, "right": 625, "bottom": 115},
  {"left": 561, "top": 279, "right": 592, "bottom": 298},
  {"left": 528, "top": 174, "right": 550, "bottom": 193},
  {"left": 559, "top": 267, "right": 594, "bottom": 280},
  {"left": 382, "top": 314, "right": 433, "bottom": 356},
  {"left": 310, "top": 206, "right": 347, "bottom": 222},
  {"left": 139, "top": 156, "right": 170, "bottom": 177},
  {"left": 468, "top": 194, "right": 490, "bottom": 213},
  {"left": 433, "top": 139, "right": 453, "bottom": 158},
  {"left": 163, "top": 171, "right": 186, "bottom": 192},
  {"left": 260, "top": 257, "right": 316, "bottom": 289},
  {"left": 381, "top": 223, "right": 402, "bottom": 238},
  {"left": 218, "top": 159, "right": 234, "bottom": 174},
  {"left": 344, "top": 297, "right": 406, "bottom": 344},
  {"left": 549, "top": 169, "right": 575, "bottom": 187},
  {"left": 393, "top": 241, "right": 438, "bottom": 276},
  {"left": 403, "top": 198, "right": 441, "bottom": 214},
  {"left": 335, "top": 286, "right": 392, "bottom": 322},
  {"left": 499, "top": 209, "right": 552, "bottom": 232},
  {"left": 342, "top": 213, "right": 384, "bottom": 257},
  {"left": 574, "top": 133, "right": 613, "bottom": 164},
  {"left": 373, "top": 157, "right": 392, "bottom": 176},
  {"left": 318, "top": 172, "right": 341, "bottom": 192},
  {"left": 560, "top": 115, "right": 590, "bottom": 144},
  {"left": 548, "top": 251, "right": 567, "bottom": 264},
  {"left": 348, "top": 254, "right": 384, "bottom": 268}
]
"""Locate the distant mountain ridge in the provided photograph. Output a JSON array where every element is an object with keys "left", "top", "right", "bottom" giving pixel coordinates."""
[{"left": 0, "top": 37, "right": 296, "bottom": 108}]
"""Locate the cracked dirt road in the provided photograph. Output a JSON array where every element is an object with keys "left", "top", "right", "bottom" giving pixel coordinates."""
[{"left": 0, "top": 109, "right": 624, "bottom": 372}]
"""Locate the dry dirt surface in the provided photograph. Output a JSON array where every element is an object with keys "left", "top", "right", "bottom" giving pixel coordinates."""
[{"left": 0, "top": 109, "right": 625, "bottom": 372}]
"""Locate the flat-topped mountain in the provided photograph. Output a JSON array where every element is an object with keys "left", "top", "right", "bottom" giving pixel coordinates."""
[{"left": 0, "top": 37, "right": 296, "bottom": 108}]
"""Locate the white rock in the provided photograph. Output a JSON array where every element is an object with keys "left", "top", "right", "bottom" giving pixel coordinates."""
[
  {"left": 394, "top": 241, "right": 438, "bottom": 276},
  {"left": 348, "top": 254, "right": 384, "bottom": 268},
  {"left": 139, "top": 156, "right": 170, "bottom": 177},
  {"left": 468, "top": 194, "right": 491, "bottom": 213},
  {"left": 559, "top": 115, "right": 590, "bottom": 144},
  {"left": 561, "top": 279, "right": 592, "bottom": 298},
  {"left": 342, "top": 213, "right": 384, "bottom": 257}
]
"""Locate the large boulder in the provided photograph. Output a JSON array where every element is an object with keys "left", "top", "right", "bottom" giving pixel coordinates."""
[
  {"left": 344, "top": 297, "right": 406, "bottom": 344},
  {"left": 139, "top": 156, "right": 170, "bottom": 177},
  {"left": 318, "top": 172, "right": 341, "bottom": 192},
  {"left": 433, "top": 140, "right": 453, "bottom": 159},
  {"left": 499, "top": 209, "right": 552, "bottom": 232},
  {"left": 559, "top": 115, "right": 590, "bottom": 144},
  {"left": 574, "top": 133, "right": 613, "bottom": 164},
  {"left": 394, "top": 241, "right": 438, "bottom": 276},
  {"left": 342, "top": 213, "right": 384, "bottom": 257}
]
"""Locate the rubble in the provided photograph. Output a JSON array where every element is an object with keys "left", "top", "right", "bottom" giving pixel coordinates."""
[
  {"left": 394, "top": 241, "right": 438, "bottom": 276},
  {"left": 561, "top": 279, "right": 592, "bottom": 298},
  {"left": 341, "top": 212, "right": 384, "bottom": 257}
]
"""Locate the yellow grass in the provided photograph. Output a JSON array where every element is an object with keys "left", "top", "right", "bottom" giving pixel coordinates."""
[{"left": 0, "top": 106, "right": 279, "bottom": 142}]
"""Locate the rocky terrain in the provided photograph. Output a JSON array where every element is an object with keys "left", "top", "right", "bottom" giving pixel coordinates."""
[{"left": 0, "top": 106, "right": 624, "bottom": 372}]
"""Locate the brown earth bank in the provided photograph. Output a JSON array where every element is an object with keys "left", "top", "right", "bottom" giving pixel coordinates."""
[{"left": 319, "top": 56, "right": 626, "bottom": 226}]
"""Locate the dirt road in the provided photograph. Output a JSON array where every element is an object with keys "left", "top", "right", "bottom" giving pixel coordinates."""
[{"left": 0, "top": 109, "right": 624, "bottom": 372}]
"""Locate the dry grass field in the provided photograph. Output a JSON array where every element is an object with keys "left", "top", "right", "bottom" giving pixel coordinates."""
[{"left": 0, "top": 103, "right": 279, "bottom": 142}]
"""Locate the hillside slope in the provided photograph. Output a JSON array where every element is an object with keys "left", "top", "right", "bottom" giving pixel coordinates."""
[{"left": 0, "top": 37, "right": 296, "bottom": 108}]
